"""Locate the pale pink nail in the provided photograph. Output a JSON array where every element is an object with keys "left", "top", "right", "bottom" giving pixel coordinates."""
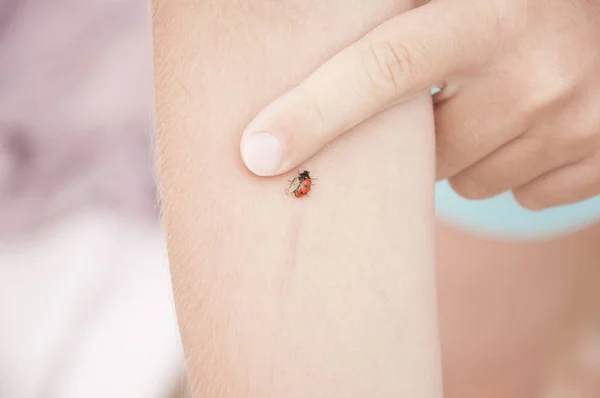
[{"left": 242, "top": 132, "right": 282, "bottom": 176}]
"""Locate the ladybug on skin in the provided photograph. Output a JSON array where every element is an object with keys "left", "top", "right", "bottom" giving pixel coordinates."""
[{"left": 286, "top": 170, "right": 313, "bottom": 198}]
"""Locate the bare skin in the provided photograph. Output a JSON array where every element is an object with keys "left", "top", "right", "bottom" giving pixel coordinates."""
[
  {"left": 153, "top": 1, "right": 600, "bottom": 397},
  {"left": 153, "top": 0, "right": 440, "bottom": 397},
  {"left": 437, "top": 221, "right": 600, "bottom": 398},
  {"left": 239, "top": 0, "right": 600, "bottom": 210}
]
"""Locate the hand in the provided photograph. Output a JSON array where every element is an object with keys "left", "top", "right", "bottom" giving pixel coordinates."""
[{"left": 239, "top": 0, "right": 600, "bottom": 210}]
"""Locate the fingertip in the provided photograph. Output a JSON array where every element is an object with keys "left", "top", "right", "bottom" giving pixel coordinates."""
[
  {"left": 513, "top": 192, "right": 547, "bottom": 212},
  {"left": 241, "top": 131, "right": 283, "bottom": 176},
  {"left": 240, "top": 80, "right": 330, "bottom": 177}
]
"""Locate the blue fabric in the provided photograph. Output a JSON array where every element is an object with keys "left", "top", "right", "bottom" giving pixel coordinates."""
[{"left": 435, "top": 180, "right": 600, "bottom": 239}]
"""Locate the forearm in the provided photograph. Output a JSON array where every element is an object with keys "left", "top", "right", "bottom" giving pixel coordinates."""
[{"left": 153, "top": 1, "right": 441, "bottom": 397}]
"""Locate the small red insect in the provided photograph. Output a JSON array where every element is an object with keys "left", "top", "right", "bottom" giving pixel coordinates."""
[{"left": 286, "top": 170, "right": 313, "bottom": 198}]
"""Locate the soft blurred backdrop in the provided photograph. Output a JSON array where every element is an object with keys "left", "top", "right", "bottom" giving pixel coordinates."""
[{"left": 0, "top": 0, "right": 185, "bottom": 396}]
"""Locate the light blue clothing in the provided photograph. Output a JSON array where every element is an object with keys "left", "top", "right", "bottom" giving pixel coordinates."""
[{"left": 435, "top": 180, "right": 600, "bottom": 239}]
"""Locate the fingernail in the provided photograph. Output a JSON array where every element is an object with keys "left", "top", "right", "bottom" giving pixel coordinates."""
[{"left": 242, "top": 132, "right": 282, "bottom": 175}]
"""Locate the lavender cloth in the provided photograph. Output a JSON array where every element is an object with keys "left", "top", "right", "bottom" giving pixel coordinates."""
[{"left": 0, "top": 0, "right": 156, "bottom": 239}]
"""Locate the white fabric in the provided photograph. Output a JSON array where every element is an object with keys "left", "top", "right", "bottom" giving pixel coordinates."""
[{"left": 0, "top": 210, "right": 184, "bottom": 398}]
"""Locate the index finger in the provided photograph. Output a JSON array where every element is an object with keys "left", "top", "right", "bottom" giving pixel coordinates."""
[{"left": 240, "top": 1, "right": 497, "bottom": 176}]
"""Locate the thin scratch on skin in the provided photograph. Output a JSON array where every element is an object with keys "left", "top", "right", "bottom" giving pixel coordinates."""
[{"left": 279, "top": 212, "right": 302, "bottom": 310}]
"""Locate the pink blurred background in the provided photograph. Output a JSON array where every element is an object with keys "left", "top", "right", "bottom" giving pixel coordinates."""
[{"left": 0, "top": 0, "right": 185, "bottom": 396}]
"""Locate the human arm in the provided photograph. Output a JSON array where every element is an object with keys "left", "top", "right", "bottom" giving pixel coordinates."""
[{"left": 152, "top": 1, "right": 441, "bottom": 396}]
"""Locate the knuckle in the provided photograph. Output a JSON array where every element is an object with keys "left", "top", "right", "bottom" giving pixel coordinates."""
[
  {"left": 569, "top": 105, "right": 600, "bottom": 145},
  {"left": 521, "top": 68, "right": 579, "bottom": 116},
  {"left": 544, "top": 102, "right": 599, "bottom": 151},
  {"left": 363, "top": 40, "right": 417, "bottom": 99},
  {"left": 303, "top": 98, "right": 327, "bottom": 133}
]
